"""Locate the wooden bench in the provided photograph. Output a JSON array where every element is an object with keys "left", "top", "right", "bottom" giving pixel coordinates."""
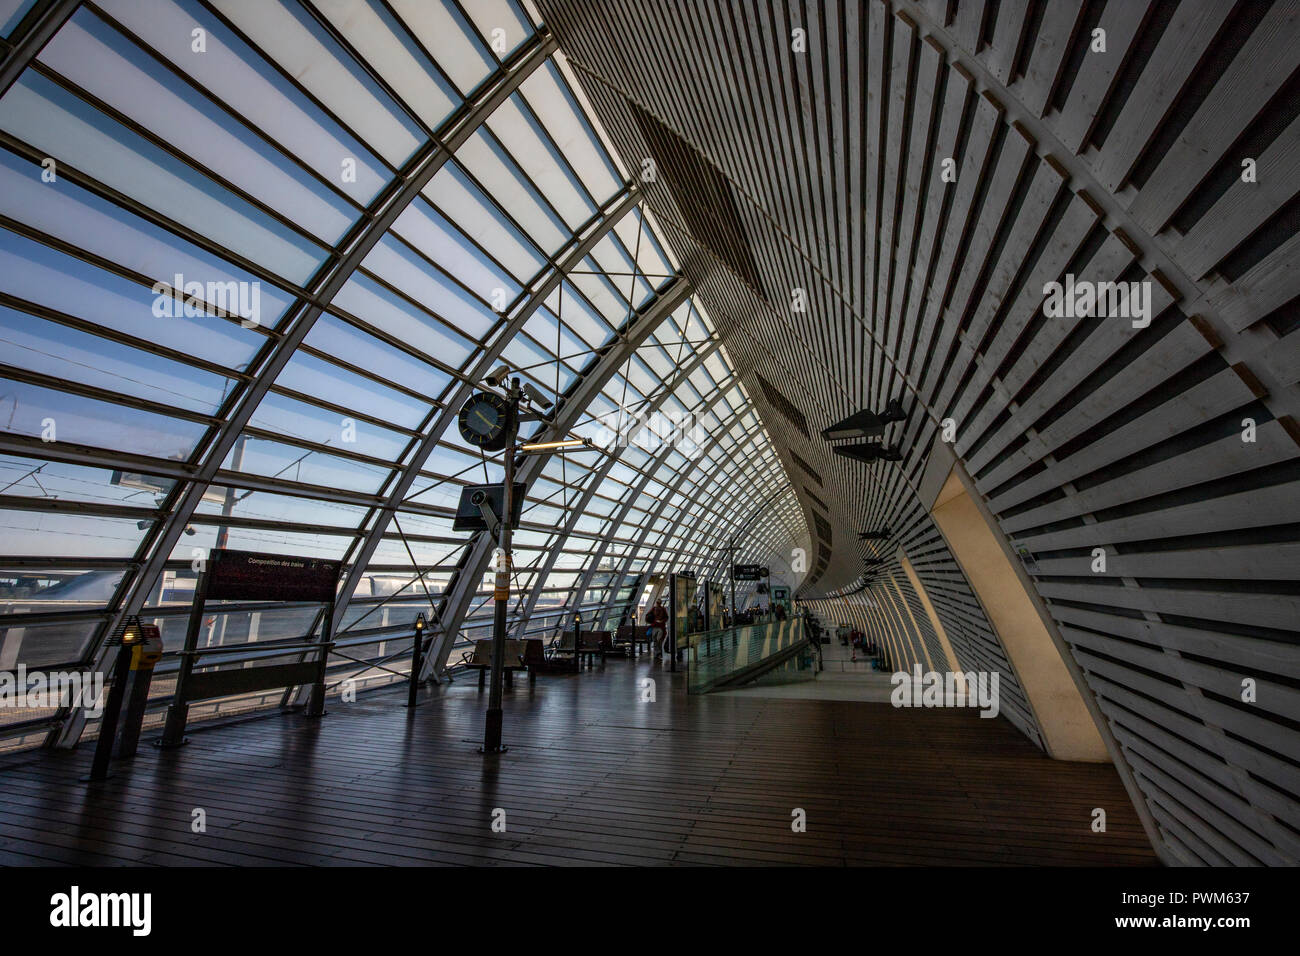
[
  {"left": 546, "top": 630, "right": 610, "bottom": 669},
  {"left": 537, "top": 632, "right": 580, "bottom": 674},
  {"left": 606, "top": 626, "right": 635, "bottom": 658},
  {"left": 461, "top": 638, "right": 527, "bottom": 688},
  {"left": 578, "top": 630, "right": 611, "bottom": 667},
  {"left": 615, "top": 625, "right": 653, "bottom": 656},
  {"left": 521, "top": 638, "right": 546, "bottom": 684}
]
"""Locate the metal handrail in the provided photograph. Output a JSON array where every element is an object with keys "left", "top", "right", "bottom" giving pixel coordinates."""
[{"left": 179, "top": 640, "right": 335, "bottom": 658}]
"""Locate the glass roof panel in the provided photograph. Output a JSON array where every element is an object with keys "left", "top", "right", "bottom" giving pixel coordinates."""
[
  {"left": 420, "top": 162, "right": 545, "bottom": 281},
  {"left": 484, "top": 93, "right": 597, "bottom": 230},
  {"left": 209, "top": 0, "right": 424, "bottom": 165},
  {"left": 309, "top": 0, "right": 460, "bottom": 133},
  {"left": 0, "top": 307, "right": 233, "bottom": 415},
  {"left": 0, "top": 0, "right": 37, "bottom": 36},
  {"left": 39, "top": 9, "right": 359, "bottom": 245},
  {"left": 0, "top": 72, "right": 327, "bottom": 282},
  {"left": 458, "top": 0, "right": 534, "bottom": 62},
  {"left": 330, "top": 272, "right": 478, "bottom": 367},
  {"left": 519, "top": 61, "right": 621, "bottom": 198},
  {"left": 453, "top": 133, "right": 568, "bottom": 252},
  {"left": 388, "top": 0, "right": 494, "bottom": 95},
  {"left": 274, "top": 351, "right": 428, "bottom": 430},
  {"left": 99, "top": 0, "right": 390, "bottom": 205},
  {"left": 302, "top": 315, "right": 452, "bottom": 400},
  {"left": 1, "top": 380, "right": 207, "bottom": 459}
]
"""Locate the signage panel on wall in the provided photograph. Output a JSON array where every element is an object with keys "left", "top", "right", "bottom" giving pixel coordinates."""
[{"left": 205, "top": 549, "right": 341, "bottom": 603}]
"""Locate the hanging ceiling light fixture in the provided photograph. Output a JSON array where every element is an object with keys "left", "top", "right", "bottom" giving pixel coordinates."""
[{"left": 823, "top": 398, "right": 908, "bottom": 463}]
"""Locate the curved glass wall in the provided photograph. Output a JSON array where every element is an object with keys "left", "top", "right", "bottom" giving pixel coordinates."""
[{"left": 0, "top": 0, "right": 805, "bottom": 747}]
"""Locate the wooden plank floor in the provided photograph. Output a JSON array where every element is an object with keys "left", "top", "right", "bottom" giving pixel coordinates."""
[{"left": 0, "top": 659, "right": 1156, "bottom": 866}]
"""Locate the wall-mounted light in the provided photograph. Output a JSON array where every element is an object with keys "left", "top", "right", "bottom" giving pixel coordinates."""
[
  {"left": 519, "top": 438, "right": 593, "bottom": 454},
  {"left": 821, "top": 408, "right": 885, "bottom": 441},
  {"left": 821, "top": 398, "right": 907, "bottom": 441},
  {"left": 880, "top": 398, "right": 906, "bottom": 423},
  {"left": 834, "top": 442, "right": 903, "bottom": 463}
]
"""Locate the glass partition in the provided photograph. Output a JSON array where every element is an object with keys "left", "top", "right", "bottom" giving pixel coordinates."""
[{"left": 686, "top": 615, "right": 813, "bottom": 694}]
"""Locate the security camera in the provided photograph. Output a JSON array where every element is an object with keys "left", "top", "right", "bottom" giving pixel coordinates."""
[
  {"left": 484, "top": 365, "right": 511, "bottom": 388},
  {"left": 521, "top": 382, "right": 554, "bottom": 411}
]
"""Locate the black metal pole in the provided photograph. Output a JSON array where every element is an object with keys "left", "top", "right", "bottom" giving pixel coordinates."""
[
  {"left": 730, "top": 549, "right": 737, "bottom": 648},
  {"left": 764, "top": 567, "right": 771, "bottom": 622},
  {"left": 406, "top": 619, "right": 425, "bottom": 709},
  {"left": 483, "top": 381, "right": 519, "bottom": 754},
  {"left": 668, "top": 577, "right": 676, "bottom": 672},
  {"left": 88, "top": 636, "right": 135, "bottom": 781},
  {"left": 159, "top": 566, "right": 209, "bottom": 748},
  {"left": 305, "top": 600, "right": 333, "bottom": 718},
  {"left": 114, "top": 630, "right": 159, "bottom": 760}
]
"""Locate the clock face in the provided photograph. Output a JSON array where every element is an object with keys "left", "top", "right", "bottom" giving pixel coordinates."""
[{"left": 458, "top": 391, "right": 512, "bottom": 451}]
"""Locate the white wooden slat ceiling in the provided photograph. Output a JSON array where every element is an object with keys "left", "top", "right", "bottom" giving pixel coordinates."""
[{"left": 537, "top": 0, "right": 1300, "bottom": 866}]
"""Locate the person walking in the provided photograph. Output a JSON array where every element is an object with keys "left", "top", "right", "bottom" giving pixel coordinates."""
[{"left": 647, "top": 600, "right": 669, "bottom": 660}]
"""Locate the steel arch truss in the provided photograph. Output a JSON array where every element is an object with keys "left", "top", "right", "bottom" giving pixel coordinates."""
[
  {"left": 52, "top": 28, "right": 560, "bottom": 746},
  {"left": 425, "top": 273, "right": 693, "bottom": 675},
  {"left": 564, "top": 372, "right": 753, "bottom": 610},
  {"left": 599, "top": 403, "right": 809, "bottom": 607},
  {"left": 326, "top": 183, "right": 643, "bottom": 635},
  {"left": 506, "top": 334, "right": 726, "bottom": 633}
]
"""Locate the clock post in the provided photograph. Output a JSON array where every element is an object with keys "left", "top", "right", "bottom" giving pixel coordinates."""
[
  {"left": 457, "top": 367, "right": 590, "bottom": 756},
  {"left": 482, "top": 377, "right": 521, "bottom": 754},
  {"left": 716, "top": 540, "right": 739, "bottom": 645}
]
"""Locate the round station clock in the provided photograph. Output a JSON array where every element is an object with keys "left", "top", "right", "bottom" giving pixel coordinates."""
[{"left": 458, "top": 390, "right": 513, "bottom": 451}]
